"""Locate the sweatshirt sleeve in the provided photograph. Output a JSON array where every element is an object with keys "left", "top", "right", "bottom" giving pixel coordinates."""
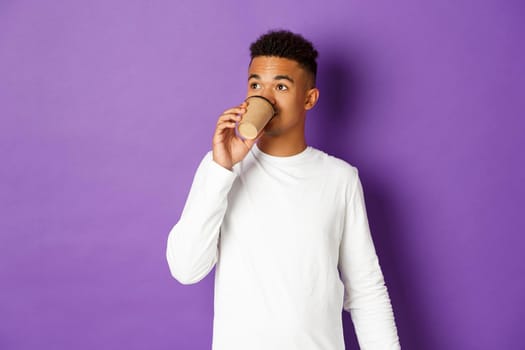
[
  {"left": 166, "top": 152, "right": 237, "bottom": 285},
  {"left": 338, "top": 168, "right": 401, "bottom": 349}
]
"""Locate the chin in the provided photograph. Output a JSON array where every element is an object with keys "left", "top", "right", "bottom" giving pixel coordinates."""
[
  {"left": 262, "top": 126, "right": 282, "bottom": 137},
  {"left": 262, "top": 129, "right": 278, "bottom": 137}
]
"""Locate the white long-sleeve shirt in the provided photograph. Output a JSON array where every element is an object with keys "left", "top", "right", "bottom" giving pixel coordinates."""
[{"left": 167, "top": 144, "right": 400, "bottom": 350}]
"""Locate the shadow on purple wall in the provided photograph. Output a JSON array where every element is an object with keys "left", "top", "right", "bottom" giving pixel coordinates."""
[{"left": 316, "top": 49, "right": 433, "bottom": 349}]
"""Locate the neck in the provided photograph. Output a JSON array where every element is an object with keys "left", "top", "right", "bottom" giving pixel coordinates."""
[{"left": 257, "top": 133, "right": 307, "bottom": 157}]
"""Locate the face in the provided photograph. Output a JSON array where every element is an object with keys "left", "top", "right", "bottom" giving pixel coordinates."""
[{"left": 246, "top": 56, "right": 319, "bottom": 137}]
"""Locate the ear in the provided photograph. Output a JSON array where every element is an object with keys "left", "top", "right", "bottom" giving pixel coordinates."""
[{"left": 304, "top": 87, "right": 320, "bottom": 110}]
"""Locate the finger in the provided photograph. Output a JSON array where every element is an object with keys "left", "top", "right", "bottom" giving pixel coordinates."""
[
  {"left": 221, "top": 105, "right": 247, "bottom": 117},
  {"left": 217, "top": 120, "right": 237, "bottom": 129},
  {"left": 217, "top": 113, "right": 242, "bottom": 124},
  {"left": 215, "top": 121, "right": 238, "bottom": 134}
]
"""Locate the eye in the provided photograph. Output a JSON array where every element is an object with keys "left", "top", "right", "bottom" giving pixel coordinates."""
[
  {"left": 250, "top": 82, "right": 261, "bottom": 89},
  {"left": 276, "top": 84, "right": 288, "bottom": 91}
]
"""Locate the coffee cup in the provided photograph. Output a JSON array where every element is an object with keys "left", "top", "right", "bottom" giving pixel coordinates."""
[{"left": 238, "top": 96, "right": 276, "bottom": 140}]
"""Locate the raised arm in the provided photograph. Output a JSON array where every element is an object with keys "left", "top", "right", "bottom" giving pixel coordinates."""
[
  {"left": 166, "top": 102, "right": 260, "bottom": 284},
  {"left": 166, "top": 152, "right": 237, "bottom": 284}
]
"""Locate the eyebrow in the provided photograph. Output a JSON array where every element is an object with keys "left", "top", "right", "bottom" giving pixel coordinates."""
[{"left": 248, "top": 74, "right": 295, "bottom": 84}]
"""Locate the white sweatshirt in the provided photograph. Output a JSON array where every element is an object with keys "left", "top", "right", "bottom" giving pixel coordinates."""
[{"left": 166, "top": 145, "right": 400, "bottom": 350}]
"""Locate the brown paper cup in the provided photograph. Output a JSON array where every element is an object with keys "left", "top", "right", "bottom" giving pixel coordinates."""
[{"left": 238, "top": 96, "right": 275, "bottom": 140}]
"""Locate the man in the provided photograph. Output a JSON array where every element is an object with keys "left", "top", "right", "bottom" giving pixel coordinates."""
[{"left": 166, "top": 30, "right": 401, "bottom": 350}]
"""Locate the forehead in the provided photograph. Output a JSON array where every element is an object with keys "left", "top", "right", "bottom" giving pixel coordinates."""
[{"left": 248, "top": 56, "right": 305, "bottom": 80}]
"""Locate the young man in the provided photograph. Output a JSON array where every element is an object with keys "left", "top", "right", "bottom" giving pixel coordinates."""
[{"left": 166, "top": 30, "right": 401, "bottom": 350}]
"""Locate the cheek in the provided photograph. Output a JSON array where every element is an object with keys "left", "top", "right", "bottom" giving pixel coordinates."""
[
  {"left": 291, "top": 94, "right": 306, "bottom": 111},
  {"left": 276, "top": 94, "right": 303, "bottom": 111}
]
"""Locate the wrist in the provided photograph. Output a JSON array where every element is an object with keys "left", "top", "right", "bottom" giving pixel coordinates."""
[{"left": 212, "top": 155, "right": 233, "bottom": 171}]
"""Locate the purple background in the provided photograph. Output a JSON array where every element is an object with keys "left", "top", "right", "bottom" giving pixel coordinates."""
[{"left": 1, "top": 1, "right": 523, "bottom": 349}]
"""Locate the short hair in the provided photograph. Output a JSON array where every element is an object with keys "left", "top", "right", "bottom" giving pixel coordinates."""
[{"left": 249, "top": 30, "right": 318, "bottom": 85}]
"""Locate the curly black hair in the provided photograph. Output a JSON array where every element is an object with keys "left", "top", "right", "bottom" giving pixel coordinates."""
[{"left": 249, "top": 30, "right": 318, "bottom": 85}]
